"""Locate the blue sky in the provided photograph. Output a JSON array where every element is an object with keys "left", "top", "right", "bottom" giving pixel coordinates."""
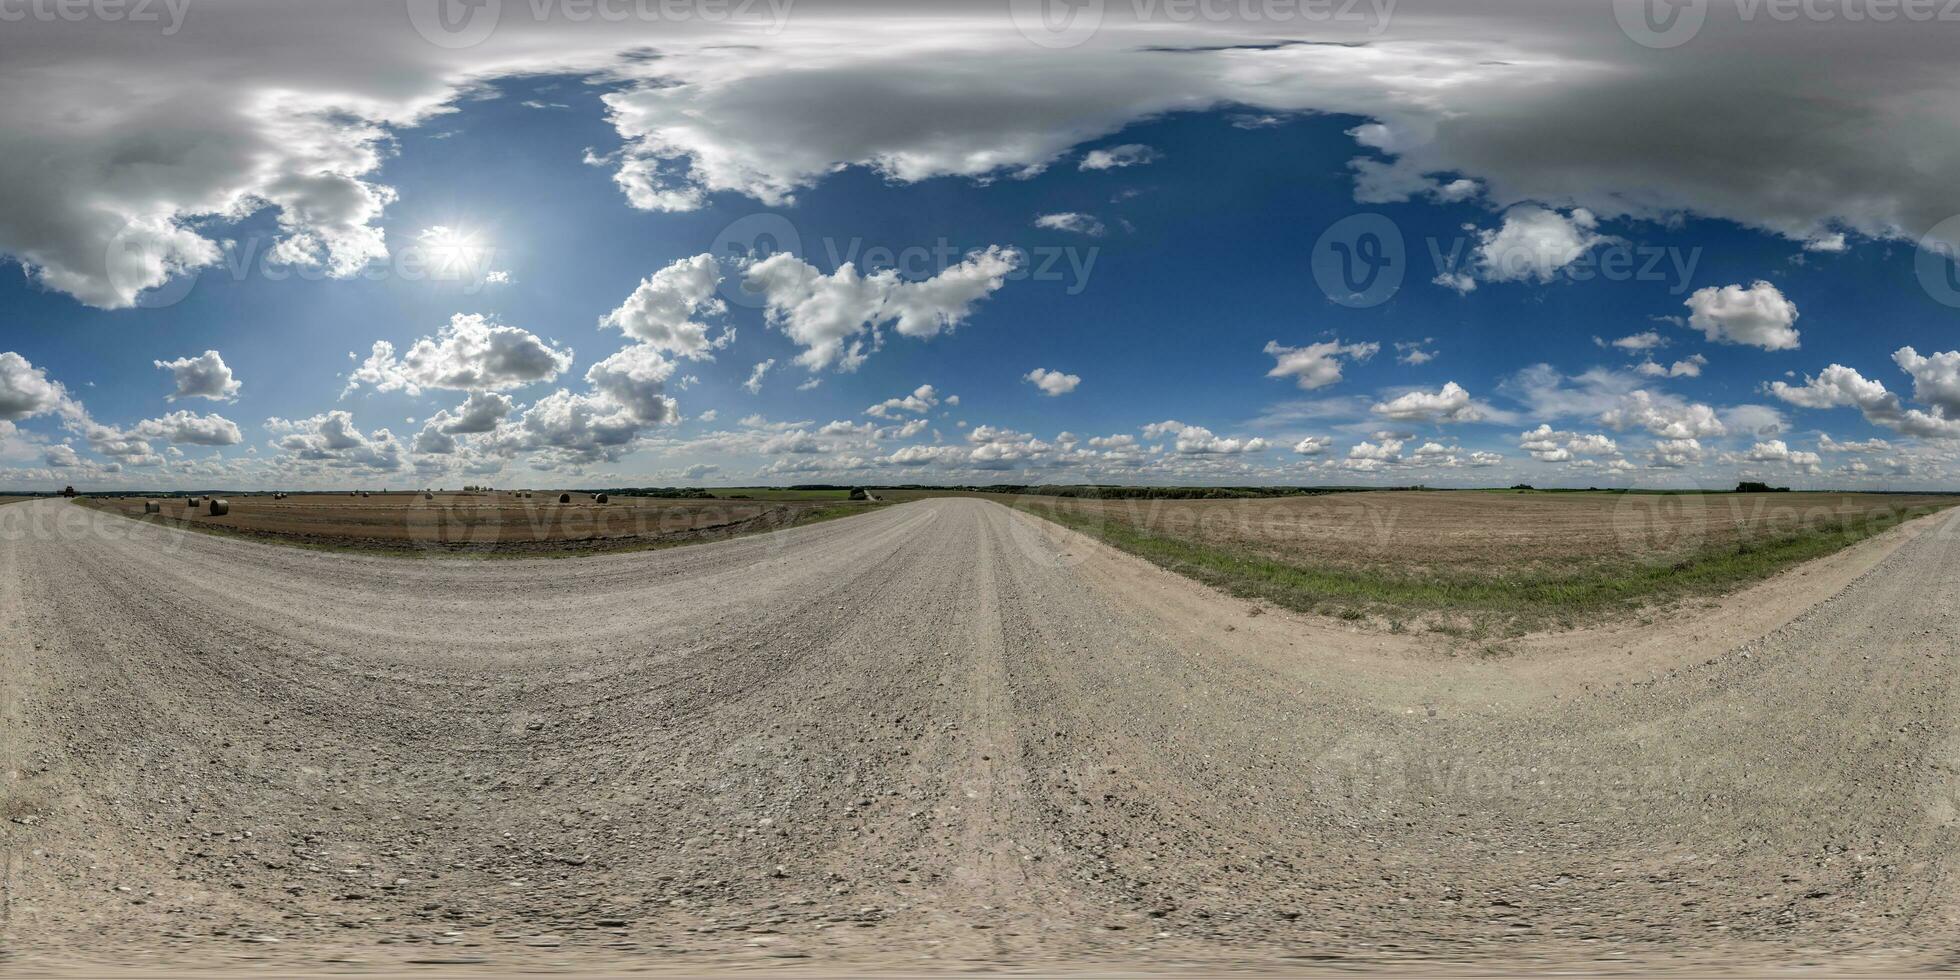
[{"left": 2, "top": 1, "right": 1959, "bottom": 489}]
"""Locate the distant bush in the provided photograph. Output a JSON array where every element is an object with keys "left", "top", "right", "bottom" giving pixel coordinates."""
[{"left": 1735, "top": 481, "right": 1790, "bottom": 493}]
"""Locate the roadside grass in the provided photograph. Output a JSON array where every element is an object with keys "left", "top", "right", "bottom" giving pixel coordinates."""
[
  {"left": 1018, "top": 498, "right": 1953, "bottom": 635},
  {"left": 74, "top": 497, "right": 888, "bottom": 560}
]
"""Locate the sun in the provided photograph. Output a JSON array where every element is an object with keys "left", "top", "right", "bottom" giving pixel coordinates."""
[{"left": 415, "top": 225, "right": 491, "bottom": 280}]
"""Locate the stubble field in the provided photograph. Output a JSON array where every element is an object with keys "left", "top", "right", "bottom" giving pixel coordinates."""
[
  {"left": 77, "top": 491, "right": 876, "bottom": 556},
  {"left": 1004, "top": 489, "right": 1958, "bottom": 633}
]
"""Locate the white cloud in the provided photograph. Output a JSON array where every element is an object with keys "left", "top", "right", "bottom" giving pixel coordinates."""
[
  {"left": 266, "top": 411, "right": 404, "bottom": 472},
  {"left": 1372, "top": 382, "right": 1483, "bottom": 423},
  {"left": 742, "top": 359, "right": 775, "bottom": 395},
  {"left": 1079, "top": 144, "right": 1159, "bottom": 170},
  {"left": 1024, "top": 368, "right": 1081, "bottom": 396},
  {"left": 131, "top": 410, "right": 243, "bottom": 447},
  {"left": 1264, "top": 339, "right": 1380, "bottom": 391},
  {"left": 1394, "top": 340, "right": 1436, "bottom": 365},
  {"left": 1770, "top": 352, "right": 1960, "bottom": 439},
  {"left": 1517, "top": 423, "right": 1619, "bottom": 463},
  {"left": 1599, "top": 389, "right": 1726, "bottom": 439},
  {"left": 1033, "top": 212, "right": 1106, "bottom": 236},
  {"left": 347, "top": 314, "right": 574, "bottom": 395},
  {"left": 866, "top": 384, "right": 945, "bottom": 418},
  {"left": 1635, "top": 354, "right": 1707, "bottom": 378},
  {"left": 1292, "top": 435, "right": 1333, "bottom": 456},
  {"left": 1348, "top": 437, "right": 1404, "bottom": 462},
  {"left": 1469, "top": 206, "right": 1608, "bottom": 285},
  {"left": 437, "top": 392, "right": 516, "bottom": 435},
  {"left": 0, "top": 352, "right": 74, "bottom": 421},
  {"left": 743, "top": 247, "right": 1018, "bottom": 372},
  {"left": 598, "top": 252, "right": 732, "bottom": 359},
  {"left": 1894, "top": 347, "right": 1960, "bottom": 417},
  {"left": 1648, "top": 438, "right": 1706, "bottom": 469},
  {"left": 1610, "top": 331, "right": 1667, "bottom": 351},
  {"left": 1683, "top": 281, "right": 1801, "bottom": 351},
  {"left": 154, "top": 350, "right": 241, "bottom": 402},
  {"left": 481, "top": 346, "right": 678, "bottom": 468},
  {"left": 1142, "top": 420, "right": 1269, "bottom": 455}
]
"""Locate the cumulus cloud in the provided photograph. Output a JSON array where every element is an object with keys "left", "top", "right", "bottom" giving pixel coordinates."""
[
  {"left": 0, "top": 352, "right": 74, "bottom": 421},
  {"left": 1264, "top": 339, "right": 1380, "bottom": 391},
  {"left": 1770, "top": 350, "right": 1960, "bottom": 439},
  {"left": 1466, "top": 206, "right": 1609, "bottom": 286},
  {"left": 154, "top": 350, "right": 241, "bottom": 402},
  {"left": 481, "top": 346, "right": 679, "bottom": 467},
  {"left": 1683, "top": 281, "right": 1801, "bottom": 350},
  {"left": 1372, "top": 382, "right": 1483, "bottom": 423},
  {"left": 1517, "top": 424, "right": 1618, "bottom": 463},
  {"left": 743, "top": 247, "right": 1018, "bottom": 371},
  {"left": 1079, "top": 144, "right": 1159, "bottom": 170},
  {"left": 866, "top": 383, "right": 947, "bottom": 418},
  {"left": 1742, "top": 439, "right": 1821, "bottom": 469},
  {"left": 598, "top": 252, "right": 732, "bottom": 359},
  {"left": 1599, "top": 389, "right": 1726, "bottom": 439},
  {"left": 1033, "top": 212, "right": 1106, "bottom": 236},
  {"left": 1894, "top": 347, "right": 1960, "bottom": 417},
  {"left": 1024, "top": 368, "right": 1081, "bottom": 396},
  {"left": 1292, "top": 435, "right": 1333, "bottom": 456},
  {"left": 1636, "top": 354, "right": 1707, "bottom": 379},
  {"left": 131, "top": 410, "right": 243, "bottom": 447},
  {"left": 347, "top": 314, "right": 574, "bottom": 396},
  {"left": 1142, "top": 420, "right": 1269, "bottom": 455},
  {"left": 266, "top": 411, "right": 404, "bottom": 472}
]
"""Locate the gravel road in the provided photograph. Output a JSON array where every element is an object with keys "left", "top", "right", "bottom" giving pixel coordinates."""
[{"left": 4, "top": 496, "right": 1960, "bottom": 974}]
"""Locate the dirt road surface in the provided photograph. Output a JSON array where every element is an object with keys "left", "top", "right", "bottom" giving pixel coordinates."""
[{"left": 5, "top": 496, "right": 1960, "bottom": 974}]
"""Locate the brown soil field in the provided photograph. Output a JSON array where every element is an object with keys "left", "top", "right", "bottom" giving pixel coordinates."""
[
  {"left": 1011, "top": 490, "right": 1956, "bottom": 575},
  {"left": 76, "top": 491, "right": 874, "bottom": 555}
]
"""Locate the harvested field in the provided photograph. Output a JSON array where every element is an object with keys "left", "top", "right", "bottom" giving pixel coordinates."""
[
  {"left": 1006, "top": 490, "right": 1958, "bottom": 632},
  {"left": 76, "top": 491, "right": 877, "bottom": 556}
]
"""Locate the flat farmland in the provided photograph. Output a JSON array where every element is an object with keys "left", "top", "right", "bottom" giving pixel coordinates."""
[
  {"left": 77, "top": 491, "right": 876, "bottom": 555},
  {"left": 1009, "top": 490, "right": 1958, "bottom": 633}
]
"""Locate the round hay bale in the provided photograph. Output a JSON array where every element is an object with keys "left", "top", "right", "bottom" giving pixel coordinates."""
[
  {"left": 207, "top": 498, "right": 230, "bottom": 516},
  {"left": 143, "top": 501, "right": 161, "bottom": 514},
  {"left": 595, "top": 493, "right": 609, "bottom": 504},
  {"left": 424, "top": 491, "right": 434, "bottom": 500},
  {"left": 559, "top": 493, "right": 572, "bottom": 504}
]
